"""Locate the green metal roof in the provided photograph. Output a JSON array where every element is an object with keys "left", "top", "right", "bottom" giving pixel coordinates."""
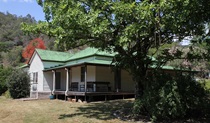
[
  {"left": 67, "top": 47, "right": 115, "bottom": 61},
  {"left": 41, "top": 47, "right": 179, "bottom": 71},
  {"left": 32, "top": 47, "right": 192, "bottom": 72},
  {"left": 36, "top": 49, "right": 73, "bottom": 62},
  {"left": 35, "top": 47, "right": 115, "bottom": 62},
  {"left": 34, "top": 47, "right": 115, "bottom": 71}
]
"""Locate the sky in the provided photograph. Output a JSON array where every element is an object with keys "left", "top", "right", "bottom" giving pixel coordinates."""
[{"left": 0, "top": 0, "right": 45, "bottom": 21}]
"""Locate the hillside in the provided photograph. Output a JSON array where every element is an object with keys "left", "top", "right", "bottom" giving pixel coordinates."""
[
  {"left": 0, "top": 12, "right": 38, "bottom": 48},
  {"left": 0, "top": 12, "right": 54, "bottom": 67}
]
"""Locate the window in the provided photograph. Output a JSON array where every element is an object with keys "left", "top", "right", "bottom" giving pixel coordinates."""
[
  {"left": 81, "top": 66, "right": 85, "bottom": 82},
  {"left": 33, "top": 72, "right": 38, "bottom": 83}
]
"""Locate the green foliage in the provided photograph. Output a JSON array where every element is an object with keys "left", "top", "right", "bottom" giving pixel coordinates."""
[
  {"left": 22, "top": 0, "right": 210, "bottom": 51},
  {"left": 205, "top": 80, "right": 210, "bottom": 90},
  {"left": 0, "top": 12, "right": 56, "bottom": 66},
  {"left": 0, "top": 12, "right": 35, "bottom": 67},
  {"left": 1, "top": 46, "right": 24, "bottom": 67},
  {"left": 199, "top": 79, "right": 210, "bottom": 92},
  {"left": 6, "top": 69, "right": 30, "bottom": 99},
  {"left": 133, "top": 71, "right": 209, "bottom": 121},
  {"left": 0, "top": 42, "right": 14, "bottom": 52},
  {"left": 0, "top": 12, "right": 36, "bottom": 44},
  {"left": 0, "top": 66, "right": 13, "bottom": 95},
  {"left": 3, "top": 90, "right": 11, "bottom": 99}
]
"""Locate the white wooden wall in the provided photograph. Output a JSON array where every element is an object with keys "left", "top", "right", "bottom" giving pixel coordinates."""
[{"left": 29, "top": 53, "right": 44, "bottom": 91}]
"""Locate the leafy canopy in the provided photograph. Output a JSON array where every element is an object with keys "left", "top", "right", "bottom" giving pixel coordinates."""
[{"left": 23, "top": 0, "right": 209, "bottom": 62}]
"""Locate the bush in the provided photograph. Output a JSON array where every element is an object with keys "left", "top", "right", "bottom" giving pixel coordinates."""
[
  {"left": 133, "top": 71, "right": 209, "bottom": 121},
  {"left": 0, "top": 66, "right": 13, "bottom": 95},
  {"left": 6, "top": 69, "right": 30, "bottom": 99}
]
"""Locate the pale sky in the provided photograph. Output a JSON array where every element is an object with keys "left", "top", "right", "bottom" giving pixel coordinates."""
[{"left": 0, "top": 0, "right": 45, "bottom": 21}]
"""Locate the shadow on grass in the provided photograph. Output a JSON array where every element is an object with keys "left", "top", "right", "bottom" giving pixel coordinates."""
[
  {"left": 58, "top": 98, "right": 210, "bottom": 122},
  {"left": 58, "top": 99, "right": 133, "bottom": 120}
]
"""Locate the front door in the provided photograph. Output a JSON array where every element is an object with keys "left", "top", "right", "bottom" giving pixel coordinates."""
[{"left": 56, "top": 72, "right": 61, "bottom": 90}]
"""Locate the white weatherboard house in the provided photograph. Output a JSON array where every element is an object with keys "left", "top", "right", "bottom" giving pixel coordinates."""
[{"left": 26, "top": 47, "right": 136, "bottom": 100}]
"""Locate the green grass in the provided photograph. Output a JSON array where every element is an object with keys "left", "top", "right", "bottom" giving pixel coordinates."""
[{"left": 0, "top": 96, "right": 135, "bottom": 123}]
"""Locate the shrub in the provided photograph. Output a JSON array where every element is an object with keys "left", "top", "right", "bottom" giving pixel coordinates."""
[
  {"left": 0, "top": 66, "right": 13, "bottom": 95},
  {"left": 133, "top": 71, "right": 209, "bottom": 121},
  {"left": 6, "top": 69, "right": 30, "bottom": 99}
]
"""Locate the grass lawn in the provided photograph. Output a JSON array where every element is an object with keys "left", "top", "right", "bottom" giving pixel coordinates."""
[{"left": 0, "top": 96, "right": 136, "bottom": 123}]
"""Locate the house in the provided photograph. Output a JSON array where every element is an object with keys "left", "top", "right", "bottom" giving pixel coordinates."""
[
  {"left": 26, "top": 47, "right": 136, "bottom": 100},
  {"left": 23, "top": 47, "right": 192, "bottom": 101}
]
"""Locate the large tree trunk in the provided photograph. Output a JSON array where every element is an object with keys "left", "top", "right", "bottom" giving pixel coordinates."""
[
  {"left": 135, "top": 79, "right": 144, "bottom": 99},
  {"left": 132, "top": 65, "right": 147, "bottom": 99}
]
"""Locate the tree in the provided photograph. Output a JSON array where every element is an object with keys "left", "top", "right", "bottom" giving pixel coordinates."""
[
  {"left": 23, "top": 0, "right": 210, "bottom": 96},
  {"left": 6, "top": 69, "right": 30, "bottom": 99},
  {"left": 22, "top": 38, "right": 46, "bottom": 62},
  {"left": 22, "top": 0, "right": 210, "bottom": 119}
]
